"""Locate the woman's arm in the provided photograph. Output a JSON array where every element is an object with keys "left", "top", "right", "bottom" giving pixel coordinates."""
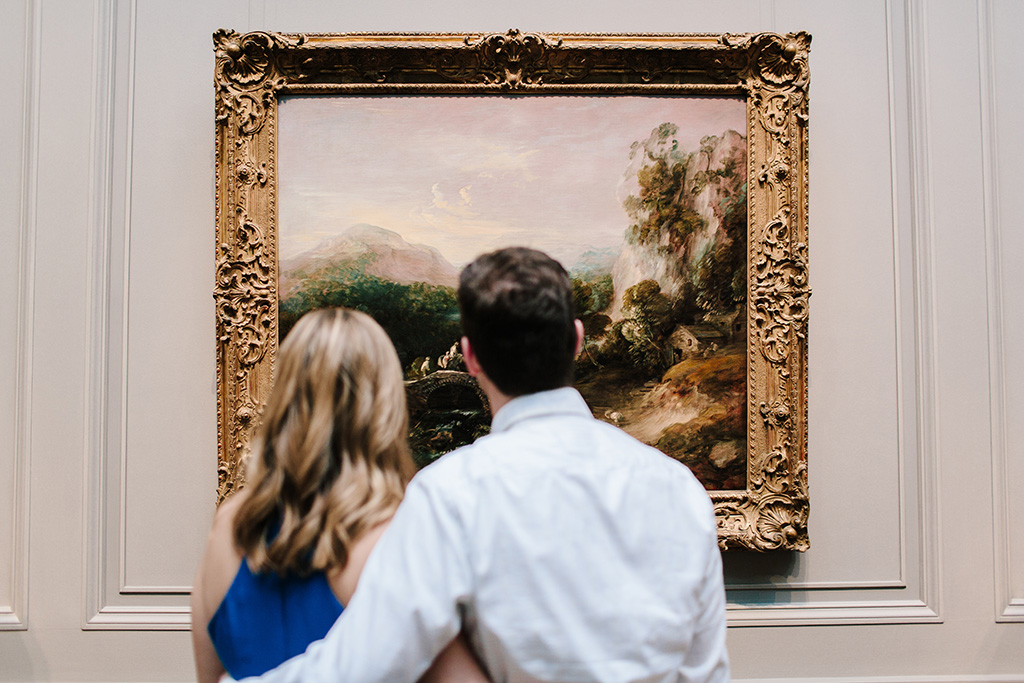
[
  {"left": 191, "top": 566, "right": 227, "bottom": 683},
  {"left": 419, "top": 635, "right": 490, "bottom": 683},
  {"left": 191, "top": 494, "right": 246, "bottom": 683}
]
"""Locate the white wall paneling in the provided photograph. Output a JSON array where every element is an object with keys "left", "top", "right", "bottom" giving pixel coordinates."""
[
  {"left": 257, "top": 0, "right": 769, "bottom": 34},
  {"left": 84, "top": 0, "right": 245, "bottom": 629},
  {"left": 980, "top": 0, "right": 1024, "bottom": 623},
  {"left": 0, "top": 0, "right": 38, "bottom": 632},
  {"left": 922, "top": 0, "right": 1002, "bottom": 635},
  {"left": 116, "top": 0, "right": 223, "bottom": 599},
  {"left": 0, "top": 0, "right": 1022, "bottom": 678},
  {"left": 82, "top": 0, "right": 192, "bottom": 630},
  {"left": 734, "top": 677, "right": 1024, "bottom": 683},
  {"left": 720, "top": 0, "right": 940, "bottom": 626}
]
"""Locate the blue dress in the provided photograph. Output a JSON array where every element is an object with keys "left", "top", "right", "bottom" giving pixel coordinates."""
[{"left": 207, "top": 559, "right": 344, "bottom": 679}]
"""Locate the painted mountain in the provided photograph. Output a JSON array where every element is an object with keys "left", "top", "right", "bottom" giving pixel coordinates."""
[
  {"left": 278, "top": 224, "right": 462, "bottom": 370},
  {"left": 280, "top": 223, "right": 459, "bottom": 295}
]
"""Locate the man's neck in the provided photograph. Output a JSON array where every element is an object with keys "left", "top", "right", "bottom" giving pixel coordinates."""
[{"left": 476, "top": 372, "right": 511, "bottom": 417}]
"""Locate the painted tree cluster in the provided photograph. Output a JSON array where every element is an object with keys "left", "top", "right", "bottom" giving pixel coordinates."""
[
  {"left": 573, "top": 124, "right": 746, "bottom": 374},
  {"left": 280, "top": 259, "right": 461, "bottom": 371},
  {"left": 279, "top": 250, "right": 485, "bottom": 468},
  {"left": 572, "top": 122, "right": 748, "bottom": 490}
]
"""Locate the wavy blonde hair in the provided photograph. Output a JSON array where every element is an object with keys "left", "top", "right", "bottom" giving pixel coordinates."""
[{"left": 233, "top": 308, "right": 414, "bottom": 575}]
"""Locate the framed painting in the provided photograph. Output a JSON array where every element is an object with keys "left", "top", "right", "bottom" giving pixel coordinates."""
[{"left": 213, "top": 30, "right": 811, "bottom": 551}]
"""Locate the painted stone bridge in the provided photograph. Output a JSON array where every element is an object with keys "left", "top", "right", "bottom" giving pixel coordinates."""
[{"left": 405, "top": 370, "right": 490, "bottom": 416}]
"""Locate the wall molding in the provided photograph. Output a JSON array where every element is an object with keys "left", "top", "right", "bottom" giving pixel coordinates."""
[
  {"left": 83, "top": 0, "right": 124, "bottom": 629},
  {"left": 83, "top": 0, "right": 188, "bottom": 631},
  {"left": 728, "top": 599, "right": 939, "bottom": 627},
  {"left": 85, "top": 604, "right": 191, "bottom": 630},
  {"left": 0, "top": 0, "right": 40, "bottom": 633},
  {"left": 728, "top": 580, "right": 907, "bottom": 591},
  {"left": 898, "top": 0, "right": 943, "bottom": 622},
  {"left": 735, "top": 676, "right": 1024, "bottom": 683},
  {"left": 978, "top": 0, "right": 1024, "bottom": 624},
  {"left": 109, "top": 0, "right": 188, "bottom": 600}
]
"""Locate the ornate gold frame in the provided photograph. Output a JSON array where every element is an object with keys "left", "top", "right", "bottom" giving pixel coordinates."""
[{"left": 213, "top": 30, "right": 811, "bottom": 551}]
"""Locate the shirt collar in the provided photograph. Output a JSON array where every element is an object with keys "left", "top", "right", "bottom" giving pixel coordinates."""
[{"left": 490, "top": 387, "right": 593, "bottom": 433}]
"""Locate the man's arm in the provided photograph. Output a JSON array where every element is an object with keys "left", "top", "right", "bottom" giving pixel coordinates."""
[
  {"left": 241, "top": 472, "right": 476, "bottom": 683},
  {"left": 677, "top": 530, "right": 730, "bottom": 683}
]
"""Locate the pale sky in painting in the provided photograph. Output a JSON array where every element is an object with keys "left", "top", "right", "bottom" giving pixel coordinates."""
[{"left": 278, "top": 95, "right": 745, "bottom": 268}]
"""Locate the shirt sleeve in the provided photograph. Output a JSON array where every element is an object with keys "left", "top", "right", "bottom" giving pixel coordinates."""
[
  {"left": 677, "top": 524, "right": 730, "bottom": 683},
  {"left": 240, "top": 471, "right": 475, "bottom": 683}
]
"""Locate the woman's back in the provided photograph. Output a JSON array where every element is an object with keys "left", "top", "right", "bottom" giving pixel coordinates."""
[
  {"left": 191, "top": 491, "right": 388, "bottom": 682},
  {"left": 207, "top": 560, "right": 342, "bottom": 678}
]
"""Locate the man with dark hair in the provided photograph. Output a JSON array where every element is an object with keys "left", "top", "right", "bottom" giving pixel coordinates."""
[
  {"left": 248, "top": 247, "right": 729, "bottom": 683},
  {"left": 457, "top": 246, "right": 580, "bottom": 398}
]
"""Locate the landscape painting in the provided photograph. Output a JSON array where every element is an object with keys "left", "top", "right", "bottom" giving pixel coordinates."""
[{"left": 278, "top": 95, "right": 748, "bottom": 490}]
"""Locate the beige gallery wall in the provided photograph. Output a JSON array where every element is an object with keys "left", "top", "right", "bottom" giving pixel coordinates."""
[{"left": 0, "top": 0, "right": 1021, "bottom": 680}]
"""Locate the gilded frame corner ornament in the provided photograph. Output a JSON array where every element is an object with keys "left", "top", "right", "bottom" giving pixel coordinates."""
[{"left": 213, "top": 29, "right": 811, "bottom": 551}]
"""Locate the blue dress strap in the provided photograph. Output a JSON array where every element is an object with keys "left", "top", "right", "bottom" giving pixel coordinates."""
[{"left": 207, "top": 559, "right": 344, "bottom": 679}]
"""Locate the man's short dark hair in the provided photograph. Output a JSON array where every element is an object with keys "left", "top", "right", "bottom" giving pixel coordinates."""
[{"left": 458, "top": 247, "right": 577, "bottom": 397}]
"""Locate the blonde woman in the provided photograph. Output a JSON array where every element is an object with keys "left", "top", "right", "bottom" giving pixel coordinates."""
[{"left": 191, "top": 308, "right": 485, "bottom": 682}]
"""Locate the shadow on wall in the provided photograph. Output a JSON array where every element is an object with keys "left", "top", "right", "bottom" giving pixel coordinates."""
[
  {"left": 722, "top": 550, "right": 801, "bottom": 605},
  {"left": 0, "top": 635, "right": 47, "bottom": 680}
]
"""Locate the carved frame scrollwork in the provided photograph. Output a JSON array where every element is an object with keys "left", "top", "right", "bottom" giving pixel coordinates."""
[{"left": 213, "top": 29, "right": 811, "bottom": 551}]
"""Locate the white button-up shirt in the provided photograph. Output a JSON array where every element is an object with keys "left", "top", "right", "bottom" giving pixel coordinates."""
[{"left": 248, "top": 387, "right": 729, "bottom": 683}]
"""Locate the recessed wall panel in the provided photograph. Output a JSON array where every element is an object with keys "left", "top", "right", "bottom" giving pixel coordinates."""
[
  {"left": 990, "top": 0, "right": 1024, "bottom": 617},
  {"left": 98, "top": 0, "right": 246, "bottom": 607},
  {"left": 117, "top": 1, "right": 240, "bottom": 590},
  {"left": 0, "top": 0, "right": 31, "bottom": 629},
  {"left": 727, "top": 0, "right": 905, "bottom": 591}
]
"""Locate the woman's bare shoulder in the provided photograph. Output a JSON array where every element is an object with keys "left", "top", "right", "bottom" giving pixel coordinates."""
[
  {"left": 192, "top": 491, "right": 247, "bottom": 625},
  {"left": 191, "top": 491, "right": 249, "bottom": 683},
  {"left": 212, "top": 489, "right": 247, "bottom": 530},
  {"left": 327, "top": 520, "right": 392, "bottom": 606}
]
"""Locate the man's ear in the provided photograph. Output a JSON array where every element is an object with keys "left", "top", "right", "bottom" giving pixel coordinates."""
[
  {"left": 461, "top": 336, "right": 482, "bottom": 377},
  {"left": 573, "top": 319, "right": 585, "bottom": 358}
]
